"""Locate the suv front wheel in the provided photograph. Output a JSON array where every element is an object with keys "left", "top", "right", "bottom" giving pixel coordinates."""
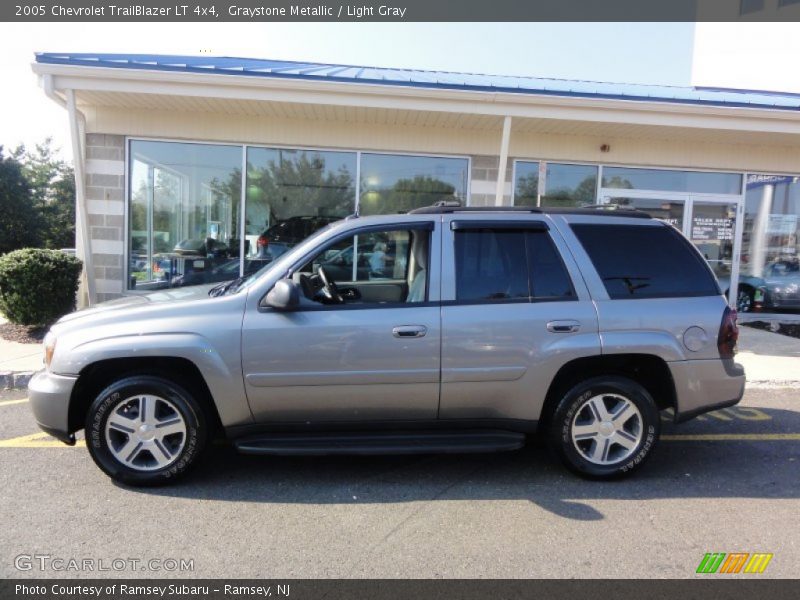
[
  {"left": 85, "top": 375, "right": 208, "bottom": 486},
  {"left": 549, "top": 376, "right": 660, "bottom": 479}
]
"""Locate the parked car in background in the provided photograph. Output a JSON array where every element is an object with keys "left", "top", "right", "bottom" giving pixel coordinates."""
[
  {"left": 170, "top": 257, "right": 271, "bottom": 288},
  {"left": 719, "top": 258, "right": 800, "bottom": 313},
  {"left": 256, "top": 216, "right": 340, "bottom": 261}
]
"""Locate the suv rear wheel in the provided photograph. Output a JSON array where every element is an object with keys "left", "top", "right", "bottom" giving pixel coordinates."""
[
  {"left": 85, "top": 375, "right": 208, "bottom": 486},
  {"left": 549, "top": 376, "right": 660, "bottom": 479}
]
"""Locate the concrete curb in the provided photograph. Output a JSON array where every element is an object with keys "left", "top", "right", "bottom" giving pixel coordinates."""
[
  {"left": 0, "top": 371, "right": 35, "bottom": 390},
  {"left": 746, "top": 380, "right": 800, "bottom": 389}
]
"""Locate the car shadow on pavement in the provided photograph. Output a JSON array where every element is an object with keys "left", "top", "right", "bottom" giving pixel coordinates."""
[{"left": 123, "top": 406, "right": 800, "bottom": 521}]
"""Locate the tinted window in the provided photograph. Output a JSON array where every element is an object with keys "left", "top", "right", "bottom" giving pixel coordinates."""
[
  {"left": 455, "top": 229, "right": 575, "bottom": 302},
  {"left": 455, "top": 230, "right": 529, "bottom": 301},
  {"left": 571, "top": 224, "right": 720, "bottom": 299},
  {"left": 528, "top": 232, "right": 575, "bottom": 299}
]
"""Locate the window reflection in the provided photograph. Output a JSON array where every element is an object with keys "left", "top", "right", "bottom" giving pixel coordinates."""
[
  {"left": 359, "top": 153, "right": 468, "bottom": 215},
  {"left": 741, "top": 175, "right": 800, "bottom": 313},
  {"left": 603, "top": 167, "right": 742, "bottom": 195},
  {"left": 245, "top": 148, "right": 356, "bottom": 262},
  {"left": 514, "top": 162, "right": 598, "bottom": 207},
  {"left": 128, "top": 141, "right": 241, "bottom": 291}
]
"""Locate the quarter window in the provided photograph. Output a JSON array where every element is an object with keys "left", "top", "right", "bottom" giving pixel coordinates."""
[{"left": 571, "top": 224, "right": 720, "bottom": 299}]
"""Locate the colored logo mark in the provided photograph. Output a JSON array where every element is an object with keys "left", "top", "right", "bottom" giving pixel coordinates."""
[{"left": 696, "top": 552, "right": 773, "bottom": 574}]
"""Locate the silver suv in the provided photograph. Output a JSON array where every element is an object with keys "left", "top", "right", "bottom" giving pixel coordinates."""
[{"left": 28, "top": 205, "right": 745, "bottom": 486}]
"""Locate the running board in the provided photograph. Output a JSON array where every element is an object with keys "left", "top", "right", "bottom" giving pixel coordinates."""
[{"left": 233, "top": 430, "right": 526, "bottom": 456}]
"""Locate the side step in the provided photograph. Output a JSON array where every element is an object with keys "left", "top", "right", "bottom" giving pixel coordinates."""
[{"left": 234, "top": 429, "right": 526, "bottom": 456}]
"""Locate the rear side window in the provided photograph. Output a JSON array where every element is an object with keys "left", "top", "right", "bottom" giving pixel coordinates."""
[
  {"left": 454, "top": 228, "right": 575, "bottom": 302},
  {"left": 571, "top": 224, "right": 720, "bottom": 299}
]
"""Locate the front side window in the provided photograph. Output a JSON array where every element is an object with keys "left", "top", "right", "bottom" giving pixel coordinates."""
[
  {"left": 291, "top": 227, "right": 430, "bottom": 306},
  {"left": 454, "top": 227, "right": 575, "bottom": 302}
]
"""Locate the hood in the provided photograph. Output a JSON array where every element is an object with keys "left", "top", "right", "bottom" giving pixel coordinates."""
[
  {"left": 763, "top": 274, "right": 800, "bottom": 288},
  {"left": 55, "top": 284, "right": 218, "bottom": 325}
]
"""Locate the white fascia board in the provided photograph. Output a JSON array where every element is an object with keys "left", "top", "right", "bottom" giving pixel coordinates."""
[{"left": 33, "top": 62, "right": 800, "bottom": 136}]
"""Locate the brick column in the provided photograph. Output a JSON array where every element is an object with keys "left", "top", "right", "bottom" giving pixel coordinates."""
[{"left": 84, "top": 134, "right": 126, "bottom": 302}]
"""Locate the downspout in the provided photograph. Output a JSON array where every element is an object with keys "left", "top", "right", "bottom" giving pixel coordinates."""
[
  {"left": 43, "top": 74, "right": 95, "bottom": 307},
  {"left": 495, "top": 116, "right": 512, "bottom": 206}
]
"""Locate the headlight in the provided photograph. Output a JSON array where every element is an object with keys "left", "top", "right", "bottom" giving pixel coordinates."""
[{"left": 43, "top": 332, "right": 56, "bottom": 370}]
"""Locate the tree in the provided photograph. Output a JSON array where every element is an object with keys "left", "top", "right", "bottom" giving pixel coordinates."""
[
  {"left": 12, "top": 139, "right": 76, "bottom": 249},
  {"left": 0, "top": 146, "right": 41, "bottom": 254}
]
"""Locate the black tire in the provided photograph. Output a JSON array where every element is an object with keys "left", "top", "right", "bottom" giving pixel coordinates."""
[
  {"left": 549, "top": 376, "right": 660, "bottom": 479},
  {"left": 85, "top": 375, "right": 208, "bottom": 486}
]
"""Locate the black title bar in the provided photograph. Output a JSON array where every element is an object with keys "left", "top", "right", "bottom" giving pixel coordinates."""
[
  {"left": 3, "top": 0, "right": 800, "bottom": 22},
  {"left": 3, "top": 579, "right": 800, "bottom": 600}
]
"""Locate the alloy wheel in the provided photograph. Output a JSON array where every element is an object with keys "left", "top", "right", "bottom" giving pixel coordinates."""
[
  {"left": 104, "top": 395, "right": 187, "bottom": 471},
  {"left": 570, "top": 393, "right": 643, "bottom": 465}
]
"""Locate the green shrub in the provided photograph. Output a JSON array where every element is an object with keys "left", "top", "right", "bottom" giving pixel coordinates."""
[{"left": 0, "top": 248, "right": 82, "bottom": 327}]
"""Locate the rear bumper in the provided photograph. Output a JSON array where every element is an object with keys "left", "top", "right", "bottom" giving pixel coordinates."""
[
  {"left": 27, "top": 370, "right": 78, "bottom": 445},
  {"left": 669, "top": 359, "right": 746, "bottom": 423}
]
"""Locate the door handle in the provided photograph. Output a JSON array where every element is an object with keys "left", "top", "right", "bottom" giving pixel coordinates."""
[
  {"left": 392, "top": 325, "right": 428, "bottom": 338},
  {"left": 546, "top": 320, "right": 581, "bottom": 333}
]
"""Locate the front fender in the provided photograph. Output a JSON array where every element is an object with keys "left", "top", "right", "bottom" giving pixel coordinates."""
[{"left": 54, "top": 332, "right": 252, "bottom": 427}]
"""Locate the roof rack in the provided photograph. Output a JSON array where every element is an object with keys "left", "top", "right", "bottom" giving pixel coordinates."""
[{"left": 408, "top": 201, "right": 651, "bottom": 219}]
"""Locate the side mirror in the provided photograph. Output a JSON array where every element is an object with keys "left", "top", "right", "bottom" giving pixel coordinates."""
[{"left": 265, "top": 279, "right": 300, "bottom": 311}]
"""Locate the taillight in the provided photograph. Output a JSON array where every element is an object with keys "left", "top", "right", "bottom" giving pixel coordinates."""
[
  {"left": 717, "top": 306, "right": 739, "bottom": 359},
  {"left": 257, "top": 235, "right": 269, "bottom": 248}
]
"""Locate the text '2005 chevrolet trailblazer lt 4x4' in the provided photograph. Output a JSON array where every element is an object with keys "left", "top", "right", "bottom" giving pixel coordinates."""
[{"left": 29, "top": 204, "right": 745, "bottom": 486}]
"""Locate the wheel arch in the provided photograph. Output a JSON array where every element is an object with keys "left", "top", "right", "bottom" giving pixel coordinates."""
[
  {"left": 68, "top": 357, "right": 223, "bottom": 436},
  {"left": 538, "top": 353, "right": 676, "bottom": 433}
]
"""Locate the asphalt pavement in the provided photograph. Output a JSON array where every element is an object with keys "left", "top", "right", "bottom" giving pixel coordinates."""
[{"left": 0, "top": 387, "right": 798, "bottom": 579}]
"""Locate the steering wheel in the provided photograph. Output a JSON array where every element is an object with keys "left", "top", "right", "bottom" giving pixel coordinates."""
[{"left": 317, "top": 266, "right": 344, "bottom": 304}]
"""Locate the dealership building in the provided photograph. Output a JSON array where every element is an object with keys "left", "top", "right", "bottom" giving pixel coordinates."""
[{"left": 32, "top": 52, "right": 800, "bottom": 319}]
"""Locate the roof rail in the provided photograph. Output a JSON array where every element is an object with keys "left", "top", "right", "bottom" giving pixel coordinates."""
[{"left": 408, "top": 201, "right": 651, "bottom": 219}]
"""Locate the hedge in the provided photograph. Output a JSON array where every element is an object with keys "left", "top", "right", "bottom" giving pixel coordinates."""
[{"left": 0, "top": 248, "right": 82, "bottom": 327}]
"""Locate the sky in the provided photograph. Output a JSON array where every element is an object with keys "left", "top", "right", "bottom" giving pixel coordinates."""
[{"left": 0, "top": 22, "right": 796, "bottom": 162}]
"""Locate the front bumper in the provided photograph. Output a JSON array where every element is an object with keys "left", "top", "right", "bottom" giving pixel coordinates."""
[
  {"left": 27, "top": 370, "right": 78, "bottom": 445},
  {"left": 669, "top": 359, "right": 746, "bottom": 423}
]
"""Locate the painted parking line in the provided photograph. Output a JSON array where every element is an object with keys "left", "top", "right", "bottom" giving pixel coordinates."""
[
  {"left": 0, "top": 432, "right": 84, "bottom": 448},
  {"left": 0, "top": 398, "right": 28, "bottom": 407}
]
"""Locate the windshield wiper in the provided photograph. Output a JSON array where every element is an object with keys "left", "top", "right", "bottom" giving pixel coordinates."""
[
  {"left": 208, "top": 275, "right": 250, "bottom": 297},
  {"left": 603, "top": 276, "right": 651, "bottom": 295}
]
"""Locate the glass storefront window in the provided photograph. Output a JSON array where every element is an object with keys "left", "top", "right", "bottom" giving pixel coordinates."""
[
  {"left": 358, "top": 153, "right": 469, "bottom": 215},
  {"left": 514, "top": 161, "right": 540, "bottom": 206},
  {"left": 741, "top": 174, "right": 800, "bottom": 313},
  {"left": 128, "top": 141, "right": 242, "bottom": 291},
  {"left": 245, "top": 148, "right": 356, "bottom": 263},
  {"left": 514, "top": 162, "right": 598, "bottom": 207},
  {"left": 602, "top": 167, "right": 742, "bottom": 195},
  {"left": 610, "top": 197, "right": 684, "bottom": 229}
]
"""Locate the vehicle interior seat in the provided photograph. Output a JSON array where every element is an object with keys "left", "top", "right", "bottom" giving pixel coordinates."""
[{"left": 406, "top": 232, "right": 428, "bottom": 303}]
